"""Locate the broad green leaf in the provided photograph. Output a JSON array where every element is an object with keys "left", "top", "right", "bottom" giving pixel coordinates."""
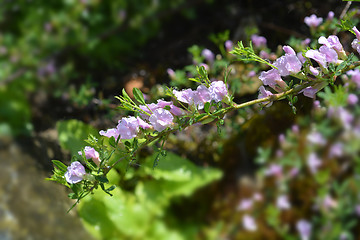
[{"left": 133, "top": 87, "right": 146, "bottom": 104}]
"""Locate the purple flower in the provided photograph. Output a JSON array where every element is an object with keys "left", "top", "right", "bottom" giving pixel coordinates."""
[
  {"left": 193, "top": 85, "right": 212, "bottom": 109},
  {"left": 283, "top": 45, "right": 296, "bottom": 55},
  {"left": 209, "top": 81, "right": 228, "bottom": 102},
  {"left": 258, "top": 86, "right": 273, "bottom": 107},
  {"left": 65, "top": 161, "right": 86, "bottom": 184},
  {"left": 99, "top": 128, "right": 120, "bottom": 139},
  {"left": 327, "top": 11, "right": 334, "bottom": 21},
  {"left": 264, "top": 163, "right": 282, "bottom": 177},
  {"left": 305, "top": 49, "right": 327, "bottom": 68},
  {"left": 297, "top": 52, "right": 306, "bottom": 64},
  {"left": 351, "top": 39, "right": 360, "bottom": 55},
  {"left": 309, "top": 66, "right": 319, "bottom": 76},
  {"left": 149, "top": 108, "right": 174, "bottom": 132},
  {"left": 140, "top": 100, "right": 184, "bottom": 119},
  {"left": 117, "top": 116, "right": 141, "bottom": 139},
  {"left": 276, "top": 195, "right": 291, "bottom": 210},
  {"left": 321, "top": 195, "right": 338, "bottom": 210},
  {"left": 242, "top": 215, "right": 257, "bottom": 231},
  {"left": 318, "top": 35, "right": 346, "bottom": 59},
  {"left": 307, "top": 153, "right": 322, "bottom": 174},
  {"left": 296, "top": 220, "right": 312, "bottom": 240},
  {"left": 319, "top": 46, "right": 338, "bottom": 63},
  {"left": 328, "top": 142, "right": 343, "bottom": 158},
  {"left": 307, "top": 131, "right": 326, "bottom": 146},
  {"left": 137, "top": 116, "right": 152, "bottom": 129},
  {"left": 259, "top": 69, "right": 287, "bottom": 92},
  {"left": 202, "top": 49, "right": 214, "bottom": 63},
  {"left": 274, "top": 54, "right": 302, "bottom": 76},
  {"left": 347, "top": 69, "right": 360, "bottom": 88},
  {"left": 167, "top": 68, "right": 175, "bottom": 79},
  {"left": 304, "top": 14, "right": 323, "bottom": 28},
  {"left": 173, "top": 88, "right": 194, "bottom": 104},
  {"left": 302, "top": 38, "right": 311, "bottom": 46},
  {"left": 348, "top": 93, "right": 358, "bottom": 105},
  {"left": 353, "top": 26, "right": 360, "bottom": 40},
  {"left": 78, "top": 146, "right": 101, "bottom": 166},
  {"left": 302, "top": 86, "right": 318, "bottom": 99},
  {"left": 259, "top": 50, "right": 270, "bottom": 59},
  {"left": 237, "top": 199, "right": 253, "bottom": 211},
  {"left": 251, "top": 34, "right": 267, "bottom": 48},
  {"left": 225, "top": 40, "right": 233, "bottom": 52}
]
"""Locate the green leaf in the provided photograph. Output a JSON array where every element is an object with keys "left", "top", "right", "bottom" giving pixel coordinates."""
[
  {"left": 52, "top": 160, "right": 68, "bottom": 173},
  {"left": 133, "top": 87, "right": 146, "bottom": 104},
  {"left": 204, "top": 102, "right": 211, "bottom": 113},
  {"left": 122, "top": 88, "right": 132, "bottom": 102},
  {"left": 96, "top": 175, "right": 109, "bottom": 183},
  {"left": 109, "top": 136, "right": 117, "bottom": 148}
]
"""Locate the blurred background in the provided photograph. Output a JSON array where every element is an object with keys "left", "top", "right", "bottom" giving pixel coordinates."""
[{"left": 0, "top": 0, "right": 354, "bottom": 239}]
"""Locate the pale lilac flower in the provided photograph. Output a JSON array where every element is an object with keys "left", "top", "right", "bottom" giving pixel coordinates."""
[
  {"left": 348, "top": 93, "right": 358, "bottom": 105},
  {"left": 351, "top": 39, "right": 360, "bottom": 55},
  {"left": 265, "top": 163, "right": 282, "bottom": 177},
  {"left": 140, "top": 100, "right": 184, "bottom": 119},
  {"left": 242, "top": 215, "right": 257, "bottom": 231},
  {"left": 321, "top": 195, "right": 338, "bottom": 210},
  {"left": 253, "top": 193, "right": 263, "bottom": 201},
  {"left": 259, "top": 50, "right": 270, "bottom": 59},
  {"left": 319, "top": 35, "right": 346, "bottom": 59},
  {"left": 304, "top": 14, "right": 323, "bottom": 28},
  {"left": 65, "top": 161, "right": 86, "bottom": 184},
  {"left": 117, "top": 116, "right": 141, "bottom": 139},
  {"left": 99, "top": 128, "right": 120, "bottom": 139},
  {"left": 305, "top": 49, "right": 327, "bottom": 68},
  {"left": 347, "top": 69, "right": 360, "bottom": 88},
  {"left": 329, "top": 142, "right": 343, "bottom": 158},
  {"left": 274, "top": 54, "right": 302, "bottom": 76},
  {"left": 319, "top": 46, "right": 338, "bottom": 63},
  {"left": 173, "top": 88, "right": 194, "bottom": 104},
  {"left": 302, "top": 86, "right": 318, "bottom": 98},
  {"left": 307, "top": 131, "right": 326, "bottom": 146},
  {"left": 237, "top": 199, "right": 253, "bottom": 211},
  {"left": 289, "top": 167, "right": 300, "bottom": 178},
  {"left": 276, "top": 195, "right": 291, "bottom": 210},
  {"left": 292, "top": 125, "right": 299, "bottom": 134},
  {"left": 307, "top": 153, "right": 322, "bottom": 174},
  {"left": 353, "top": 26, "right": 360, "bottom": 40},
  {"left": 167, "top": 68, "right": 175, "bottom": 79},
  {"left": 209, "top": 81, "right": 228, "bottom": 102},
  {"left": 309, "top": 66, "right": 319, "bottom": 76},
  {"left": 258, "top": 86, "right": 273, "bottom": 107},
  {"left": 296, "top": 220, "right": 312, "bottom": 240},
  {"left": 193, "top": 85, "right": 212, "bottom": 109},
  {"left": 149, "top": 108, "right": 174, "bottom": 132},
  {"left": 225, "top": 40, "right": 233, "bottom": 52},
  {"left": 259, "top": 69, "right": 287, "bottom": 91},
  {"left": 78, "top": 146, "right": 101, "bottom": 166},
  {"left": 278, "top": 134, "right": 285, "bottom": 144},
  {"left": 338, "top": 107, "right": 354, "bottom": 130},
  {"left": 297, "top": 52, "right": 306, "bottom": 64},
  {"left": 355, "top": 205, "right": 360, "bottom": 216},
  {"left": 202, "top": 48, "right": 215, "bottom": 63},
  {"left": 302, "top": 38, "right": 311, "bottom": 46},
  {"left": 137, "top": 116, "right": 152, "bottom": 129},
  {"left": 251, "top": 34, "right": 267, "bottom": 48},
  {"left": 283, "top": 45, "right": 296, "bottom": 55},
  {"left": 248, "top": 71, "right": 256, "bottom": 78},
  {"left": 327, "top": 11, "right": 334, "bottom": 21}
]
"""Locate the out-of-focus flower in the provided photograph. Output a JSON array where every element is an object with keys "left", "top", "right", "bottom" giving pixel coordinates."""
[
  {"left": 78, "top": 146, "right": 101, "bottom": 166},
  {"left": 327, "top": 11, "right": 334, "bottom": 21},
  {"left": 307, "top": 131, "right": 326, "bottom": 145},
  {"left": 242, "top": 215, "right": 257, "bottom": 231},
  {"left": 225, "top": 40, "right": 233, "bottom": 52},
  {"left": 307, "top": 153, "right": 322, "bottom": 174},
  {"left": 202, "top": 48, "right": 214, "bottom": 63},
  {"left": 167, "top": 68, "right": 176, "bottom": 79},
  {"left": 321, "top": 195, "right": 338, "bottom": 210},
  {"left": 264, "top": 163, "right": 283, "bottom": 177},
  {"left": 328, "top": 142, "right": 343, "bottom": 158},
  {"left": 65, "top": 161, "right": 86, "bottom": 184},
  {"left": 237, "top": 199, "right": 253, "bottom": 211},
  {"left": 296, "top": 220, "right": 312, "bottom": 240},
  {"left": 276, "top": 195, "right": 291, "bottom": 210},
  {"left": 348, "top": 93, "right": 358, "bottom": 105},
  {"left": 346, "top": 69, "right": 360, "bottom": 88},
  {"left": 258, "top": 86, "right": 273, "bottom": 107},
  {"left": 304, "top": 14, "right": 323, "bottom": 28},
  {"left": 251, "top": 34, "right": 267, "bottom": 48}
]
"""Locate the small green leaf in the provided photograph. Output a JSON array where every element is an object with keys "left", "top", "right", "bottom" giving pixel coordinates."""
[
  {"left": 68, "top": 193, "right": 78, "bottom": 199},
  {"left": 204, "top": 102, "right": 211, "bottom": 113},
  {"left": 122, "top": 89, "right": 132, "bottom": 102},
  {"left": 109, "top": 136, "right": 117, "bottom": 148},
  {"left": 52, "top": 160, "right": 68, "bottom": 173},
  {"left": 133, "top": 88, "right": 146, "bottom": 104},
  {"left": 96, "top": 175, "right": 109, "bottom": 183}
]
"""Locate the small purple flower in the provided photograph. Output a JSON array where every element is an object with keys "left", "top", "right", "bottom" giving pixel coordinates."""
[
  {"left": 193, "top": 85, "right": 212, "bottom": 109},
  {"left": 149, "top": 108, "right": 174, "bottom": 132},
  {"left": 225, "top": 40, "right": 233, "bottom": 52},
  {"left": 259, "top": 69, "right": 287, "bottom": 92},
  {"left": 264, "top": 163, "right": 282, "bottom": 177},
  {"left": 209, "top": 81, "right": 228, "bottom": 102},
  {"left": 242, "top": 214, "right": 257, "bottom": 231},
  {"left": 351, "top": 39, "right": 360, "bottom": 55},
  {"left": 276, "top": 195, "right": 291, "bottom": 210},
  {"left": 321, "top": 195, "right": 338, "bottom": 210},
  {"left": 237, "top": 198, "right": 253, "bottom": 211},
  {"left": 202, "top": 48, "right": 215, "bottom": 63},
  {"left": 274, "top": 54, "right": 302, "bottom": 76},
  {"left": 167, "top": 68, "right": 175, "bottom": 79},
  {"left": 319, "top": 46, "right": 338, "bottom": 63},
  {"left": 301, "top": 38, "right": 311, "bottom": 46},
  {"left": 283, "top": 45, "right": 296, "bottom": 55},
  {"left": 78, "top": 146, "right": 101, "bottom": 166},
  {"left": 353, "top": 26, "right": 360, "bottom": 40},
  {"left": 302, "top": 86, "right": 318, "bottom": 98},
  {"left": 117, "top": 116, "right": 140, "bottom": 140},
  {"left": 329, "top": 142, "right": 343, "bottom": 158},
  {"left": 65, "top": 161, "right": 86, "bottom": 184},
  {"left": 347, "top": 69, "right": 360, "bottom": 88},
  {"left": 327, "top": 11, "right": 334, "bottom": 21},
  {"left": 309, "top": 66, "right": 319, "bottom": 76},
  {"left": 304, "top": 14, "right": 323, "bottom": 28},
  {"left": 137, "top": 116, "right": 152, "bottom": 130},
  {"left": 307, "top": 131, "right": 326, "bottom": 146},
  {"left": 251, "top": 34, "right": 267, "bottom": 48},
  {"left": 99, "top": 128, "right": 120, "bottom": 139},
  {"left": 296, "top": 219, "right": 312, "bottom": 240},
  {"left": 297, "top": 52, "right": 306, "bottom": 64},
  {"left": 259, "top": 50, "right": 270, "bottom": 59},
  {"left": 348, "top": 93, "right": 358, "bottom": 105},
  {"left": 173, "top": 88, "right": 194, "bottom": 104},
  {"left": 248, "top": 71, "right": 256, "bottom": 78},
  {"left": 305, "top": 49, "right": 327, "bottom": 68},
  {"left": 307, "top": 153, "right": 322, "bottom": 174},
  {"left": 318, "top": 35, "right": 346, "bottom": 59},
  {"left": 258, "top": 86, "right": 273, "bottom": 107}
]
